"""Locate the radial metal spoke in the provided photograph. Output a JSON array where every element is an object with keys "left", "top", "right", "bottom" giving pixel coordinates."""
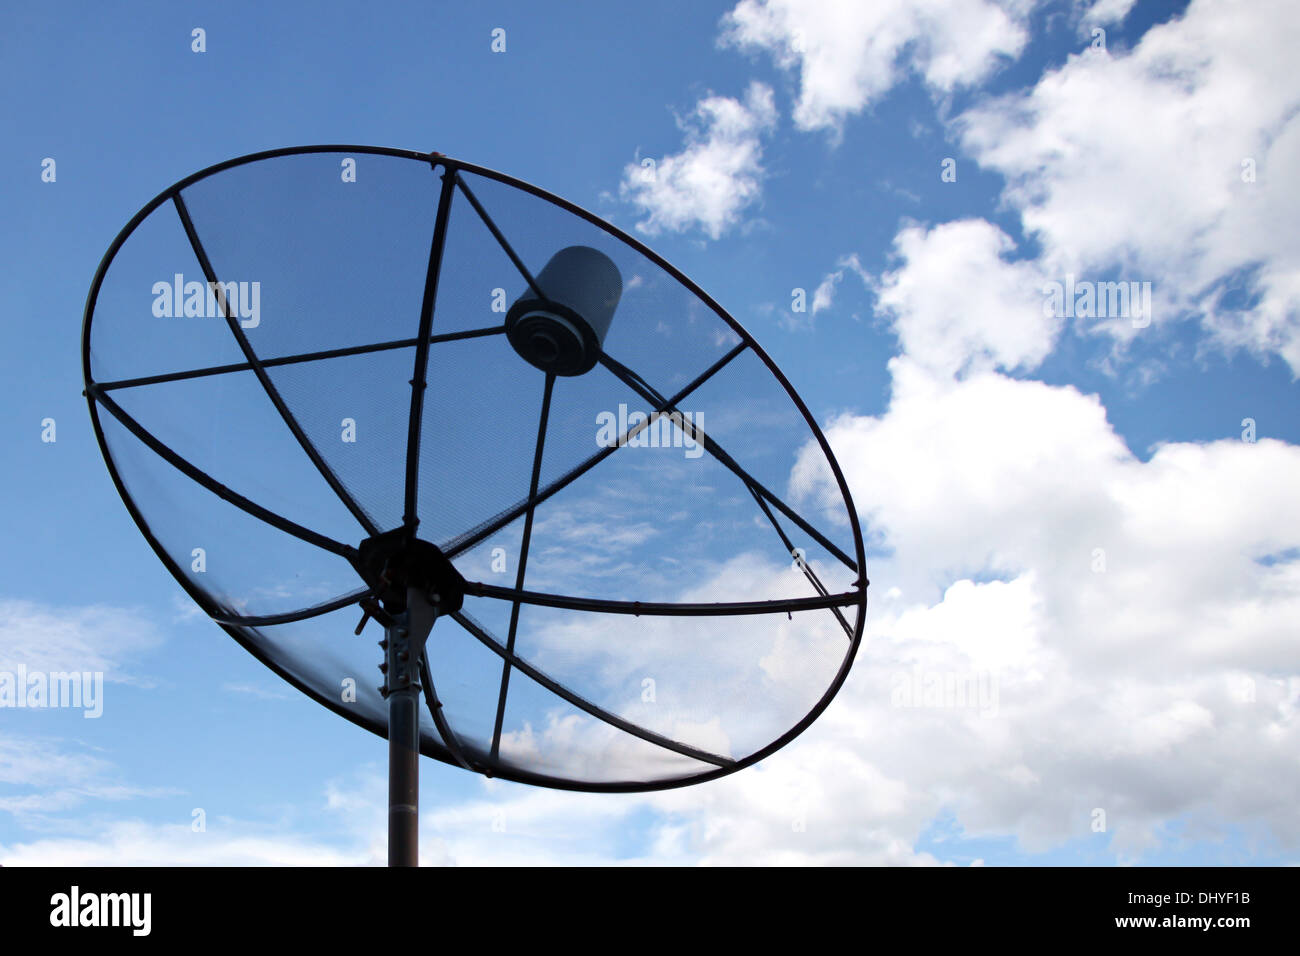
[
  {"left": 209, "top": 587, "right": 373, "bottom": 627},
  {"left": 465, "top": 580, "right": 859, "bottom": 616},
  {"left": 172, "top": 193, "right": 381, "bottom": 538},
  {"left": 454, "top": 173, "right": 545, "bottom": 300},
  {"left": 490, "top": 373, "right": 555, "bottom": 760},
  {"left": 90, "top": 385, "right": 356, "bottom": 559},
  {"left": 402, "top": 168, "right": 459, "bottom": 531},
  {"left": 418, "top": 651, "right": 479, "bottom": 772},
  {"left": 96, "top": 326, "right": 507, "bottom": 393},
  {"left": 453, "top": 611, "right": 734, "bottom": 768}
]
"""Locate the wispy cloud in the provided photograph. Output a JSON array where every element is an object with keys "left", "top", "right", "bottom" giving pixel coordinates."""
[
  {"left": 0, "top": 598, "right": 163, "bottom": 686},
  {"left": 221, "top": 682, "right": 292, "bottom": 701},
  {"left": 720, "top": 0, "right": 1031, "bottom": 135}
]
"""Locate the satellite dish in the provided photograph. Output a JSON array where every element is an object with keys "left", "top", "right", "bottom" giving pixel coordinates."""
[{"left": 82, "top": 146, "right": 868, "bottom": 865}]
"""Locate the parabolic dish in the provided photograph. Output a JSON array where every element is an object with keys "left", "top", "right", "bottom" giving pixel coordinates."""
[{"left": 82, "top": 146, "right": 868, "bottom": 791}]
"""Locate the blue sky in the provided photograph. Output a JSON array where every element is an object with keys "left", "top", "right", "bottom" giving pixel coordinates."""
[{"left": 2, "top": 0, "right": 1298, "bottom": 865}]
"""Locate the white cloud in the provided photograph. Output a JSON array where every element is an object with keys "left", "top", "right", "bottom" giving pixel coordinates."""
[
  {"left": 620, "top": 82, "right": 777, "bottom": 239},
  {"left": 0, "top": 734, "right": 177, "bottom": 829},
  {"left": 720, "top": 0, "right": 1032, "bottom": 133},
  {"left": 870, "top": 220, "right": 1058, "bottom": 377},
  {"left": 811, "top": 270, "right": 841, "bottom": 316},
  {"left": 2, "top": 765, "right": 415, "bottom": 866},
  {"left": 221, "top": 681, "right": 291, "bottom": 701},
  {"left": 774, "top": 356, "right": 1300, "bottom": 857},
  {"left": 956, "top": 0, "right": 1300, "bottom": 374},
  {"left": 781, "top": 253, "right": 869, "bottom": 331},
  {"left": 425, "top": 783, "right": 682, "bottom": 866},
  {"left": 1079, "top": 0, "right": 1136, "bottom": 29},
  {"left": 815, "top": 253, "right": 869, "bottom": 314},
  {"left": 647, "top": 737, "right": 937, "bottom": 865},
  {"left": 0, "top": 598, "right": 163, "bottom": 686},
  {"left": 0, "top": 819, "right": 365, "bottom": 867}
]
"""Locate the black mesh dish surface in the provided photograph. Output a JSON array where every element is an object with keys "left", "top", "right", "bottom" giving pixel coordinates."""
[{"left": 82, "top": 146, "right": 868, "bottom": 792}]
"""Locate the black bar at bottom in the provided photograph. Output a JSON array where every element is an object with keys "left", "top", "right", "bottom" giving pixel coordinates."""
[{"left": 2, "top": 864, "right": 1285, "bottom": 939}]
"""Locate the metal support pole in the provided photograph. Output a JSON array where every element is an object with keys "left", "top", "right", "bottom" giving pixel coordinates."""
[{"left": 383, "top": 587, "right": 437, "bottom": 867}]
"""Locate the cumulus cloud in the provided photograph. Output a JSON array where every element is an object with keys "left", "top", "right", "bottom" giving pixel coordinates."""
[
  {"left": 720, "top": 0, "right": 1032, "bottom": 133},
  {"left": 956, "top": 0, "right": 1300, "bottom": 373},
  {"left": 619, "top": 81, "right": 777, "bottom": 239},
  {"left": 772, "top": 355, "right": 1300, "bottom": 858},
  {"left": 869, "top": 219, "right": 1058, "bottom": 378}
]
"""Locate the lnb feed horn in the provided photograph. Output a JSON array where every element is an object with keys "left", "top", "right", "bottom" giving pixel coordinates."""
[{"left": 505, "top": 245, "right": 622, "bottom": 376}]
